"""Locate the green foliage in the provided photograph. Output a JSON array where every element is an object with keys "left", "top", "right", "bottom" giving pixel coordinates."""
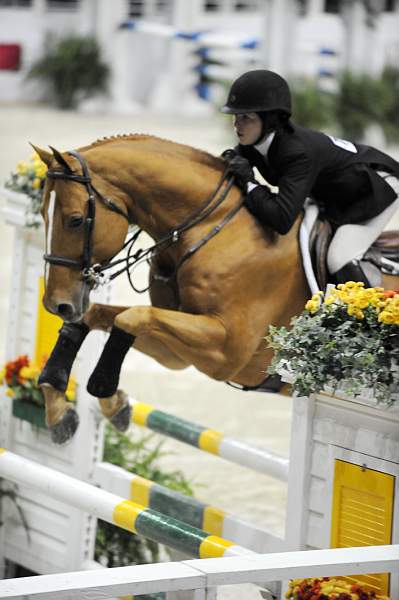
[
  {"left": 95, "top": 426, "right": 195, "bottom": 568},
  {"left": 28, "top": 35, "right": 109, "bottom": 109},
  {"left": 290, "top": 79, "right": 335, "bottom": 131},
  {"left": 334, "top": 71, "right": 393, "bottom": 140},
  {"left": 379, "top": 66, "right": 399, "bottom": 144}
]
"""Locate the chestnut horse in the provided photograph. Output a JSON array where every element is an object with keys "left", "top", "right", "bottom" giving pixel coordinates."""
[{"left": 33, "top": 136, "right": 399, "bottom": 444}]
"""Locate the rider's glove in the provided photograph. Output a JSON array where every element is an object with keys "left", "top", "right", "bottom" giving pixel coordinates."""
[
  {"left": 225, "top": 155, "right": 256, "bottom": 191},
  {"left": 221, "top": 148, "right": 238, "bottom": 163}
]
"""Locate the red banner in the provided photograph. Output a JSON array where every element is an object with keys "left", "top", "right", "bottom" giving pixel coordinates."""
[{"left": 0, "top": 44, "right": 21, "bottom": 70}]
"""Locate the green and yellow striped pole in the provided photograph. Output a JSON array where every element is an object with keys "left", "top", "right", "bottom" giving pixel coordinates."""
[
  {"left": 0, "top": 449, "right": 254, "bottom": 560},
  {"left": 130, "top": 399, "right": 289, "bottom": 481},
  {"left": 96, "top": 462, "right": 274, "bottom": 550}
]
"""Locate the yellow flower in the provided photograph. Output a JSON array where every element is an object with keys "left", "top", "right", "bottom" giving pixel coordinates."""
[
  {"left": 16, "top": 161, "right": 28, "bottom": 175},
  {"left": 347, "top": 304, "right": 364, "bottom": 319},
  {"left": 338, "top": 281, "right": 364, "bottom": 290},
  {"left": 324, "top": 294, "right": 336, "bottom": 305},
  {"left": 305, "top": 299, "right": 317, "bottom": 313},
  {"left": 6, "top": 388, "right": 14, "bottom": 397},
  {"left": 19, "top": 365, "right": 40, "bottom": 380},
  {"left": 0, "top": 368, "right": 5, "bottom": 385},
  {"left": 32, "top": 177, "right": 41, "bottom": 189},
  {"left": 35, "top": 163, "right": 47, "bottom": 178},
  {"left": 305, "top": 292, "right": 323, "bottom": 313},
  {"left": 379, "top": 310, "right": 395, "bottom": 324}
]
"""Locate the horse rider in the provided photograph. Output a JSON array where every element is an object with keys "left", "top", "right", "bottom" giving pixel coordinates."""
[{"left": 221, "top": 69, "right": 399, "bottom": 285}]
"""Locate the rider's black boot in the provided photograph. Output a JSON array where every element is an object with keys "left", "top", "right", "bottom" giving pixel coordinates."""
[{"left": 334, "top": 259, "right": 371, "bottom": 286}]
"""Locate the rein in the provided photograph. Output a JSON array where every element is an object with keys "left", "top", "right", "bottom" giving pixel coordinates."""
[{"left": 44, "top": 149, "right": 242, "bottom": 292}]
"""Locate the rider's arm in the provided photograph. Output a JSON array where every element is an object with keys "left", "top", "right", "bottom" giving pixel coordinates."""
[{"left": 244, "top": 152, "right": 314, "bottom": 234}]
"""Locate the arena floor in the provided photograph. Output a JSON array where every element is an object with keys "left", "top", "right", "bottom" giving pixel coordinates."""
[{"left": 1, "top": 103, "right": 398, "bottom": 599}]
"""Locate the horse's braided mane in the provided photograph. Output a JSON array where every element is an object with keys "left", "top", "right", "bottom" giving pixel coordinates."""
[{"left": 79, "top": 133, "right": 225, "bottom": 172}]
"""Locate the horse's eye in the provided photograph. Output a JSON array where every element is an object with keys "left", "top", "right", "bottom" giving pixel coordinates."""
[{"left": 67, "top": 215, "right": 84, "bottom": 229}]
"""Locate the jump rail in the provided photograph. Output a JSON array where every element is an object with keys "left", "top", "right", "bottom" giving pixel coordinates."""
[
  {"left": 0, "top": 449, "right": 254, "bottom": 560},
  {"left": 118, "top": 20, "right": 259, "bottom": 49},
  {"left": 129, "top": 398, "right": 289, "bottom": 481},
  {"left": 0, "top": 545, "right": 397, "bottom": 600},
  {"left": 95, "top": 461, "right": 285, "bottom": 554}
]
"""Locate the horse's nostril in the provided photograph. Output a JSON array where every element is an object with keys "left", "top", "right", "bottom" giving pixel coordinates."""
[{"left": 57, "top": 303, "right": 75, "bottom": 321}]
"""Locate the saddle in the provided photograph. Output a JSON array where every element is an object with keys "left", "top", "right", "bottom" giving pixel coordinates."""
[{"left": 306, "top": 216, "right": 399, "bottom": 291}]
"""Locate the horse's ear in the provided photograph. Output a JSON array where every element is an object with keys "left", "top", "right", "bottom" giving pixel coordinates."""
[
  {"left": 29, "top": 143, "right": 53, "bottom": 167},
  {"left": 49, "top": 146, "right": 74, "bottom": 173}
]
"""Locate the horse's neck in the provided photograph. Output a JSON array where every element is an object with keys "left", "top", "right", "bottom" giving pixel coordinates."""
[{"left": 90, "top": 143, "right": 225, "bottom": 240}]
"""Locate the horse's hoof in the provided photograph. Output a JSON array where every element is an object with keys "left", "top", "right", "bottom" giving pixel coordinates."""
[
  {"left": 49, "top": 409, "right": 79, "bottom": 444},
  {"left": 110, "top": 399, "right": 132, "bottom": 433},
  {"left": 87, "top": 369, "right": 118, "bottom": 399}
]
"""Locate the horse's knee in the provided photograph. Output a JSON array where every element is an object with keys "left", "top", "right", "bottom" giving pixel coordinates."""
[
  {"left": 114, "top": 306, "right": 152, "bottom": 335},
  {"left": 83, "top": 303, "right": 113, "bottom": 331}
]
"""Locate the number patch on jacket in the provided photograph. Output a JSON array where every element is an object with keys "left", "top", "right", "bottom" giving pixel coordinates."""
[{"left": 328, "top": 135, "right": 357, "bottom": 153}]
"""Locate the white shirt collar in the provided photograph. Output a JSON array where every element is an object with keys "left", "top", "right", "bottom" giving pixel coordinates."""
[{"left": 254, "top": 131, "right": 276, "bottom": 156}]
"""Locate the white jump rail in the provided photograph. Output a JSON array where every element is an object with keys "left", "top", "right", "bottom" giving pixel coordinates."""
[
  {"left": 0, "top": 545, "right": 397, "bottom": 600},
  {"left": 0, "top": 449, "right": 255, "bottom": 561},
  {"left": 128, "top": 397, "right": 289, "bottom": 482},
  {"left": 118, "top": 20, "right": 259, "bottom": 49}
]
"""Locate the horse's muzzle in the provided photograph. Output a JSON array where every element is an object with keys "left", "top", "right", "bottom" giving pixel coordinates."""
[
  {"left": 44, "top": 283, "right": 90, "bottom": 323},
  {"left": 56, "top": 301, "right": 79, "bottom": 322}
]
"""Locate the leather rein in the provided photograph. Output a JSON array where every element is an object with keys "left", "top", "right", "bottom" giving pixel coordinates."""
[{"left": 44, "top": 149, "right": 242, "bottom": 292}]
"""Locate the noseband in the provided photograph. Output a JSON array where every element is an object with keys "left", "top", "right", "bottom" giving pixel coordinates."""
[
  {"left": 44, "top": 149, "right": 243, "bottom": 292},
  {"left": 44, "top": 150, "right": 129, "bottom": 285}
]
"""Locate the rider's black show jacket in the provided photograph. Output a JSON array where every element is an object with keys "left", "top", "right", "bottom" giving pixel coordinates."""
[{"left": 236, "top": 123, "right": 399, "bottom": 234}]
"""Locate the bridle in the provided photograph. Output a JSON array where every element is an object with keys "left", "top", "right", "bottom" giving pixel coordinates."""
[
  {"left": 45, "top": 150, "right": 129, "bottom": 281},
  {"left": 44, "top": 149, "right": 243, "bottom": 292}
]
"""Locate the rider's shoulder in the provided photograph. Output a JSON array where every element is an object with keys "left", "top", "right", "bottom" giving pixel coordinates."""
[{"left": 275, "top": 123, "right": 310, "bottom": 160}]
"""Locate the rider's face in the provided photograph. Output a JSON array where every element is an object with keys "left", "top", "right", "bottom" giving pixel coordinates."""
[{"left": 233, "top": 112, "right": 262, "bottom": 145}]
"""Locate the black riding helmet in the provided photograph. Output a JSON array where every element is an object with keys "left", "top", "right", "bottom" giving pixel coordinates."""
[{"left": 221, "top": 69, "right": 292, "bottom": 116}]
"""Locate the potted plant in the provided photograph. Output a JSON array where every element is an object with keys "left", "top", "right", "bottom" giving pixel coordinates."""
[
  {"left": 1, "top": 355, "right": 77, "bottom": 429},
  {"left": 2, "top": 152, "right": 47, "bottom": 227},
  {"left": 267, "top": 282, "right": 399, "bottom": 406},
  {"left": 27, "top": 35, "right": 110, "bottom": 110},
  {"left": 286, "top": 576, "right": 391, "bottom": 599}
]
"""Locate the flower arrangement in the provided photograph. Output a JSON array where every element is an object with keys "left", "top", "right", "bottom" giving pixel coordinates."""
[
  {"left": 286, "top": 577, "right": 391, "bottom": 599},
  {"left": 1, "top": 355, "right": 76, "bottom": 406},
  {"left": 4, "top": 152, "right": 47, "bottom": 220},
  {"left": 267, "top": 283, "right": 399, "bottom": 405}
]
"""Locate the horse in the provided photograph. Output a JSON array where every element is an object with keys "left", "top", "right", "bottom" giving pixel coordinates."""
[{"left": 33, "top": 136, "right": 399, "bottom": 444}]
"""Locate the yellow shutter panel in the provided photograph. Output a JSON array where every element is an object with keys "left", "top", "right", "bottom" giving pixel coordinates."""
[
  {"left": 331, "top": 459, "right": 394, "bottom": 596},
  {"left": 35, "top": 276, "right": 63, "bottom": 365}
]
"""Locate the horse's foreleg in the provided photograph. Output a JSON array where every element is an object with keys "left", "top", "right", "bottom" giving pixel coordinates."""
[
  {"left": 85, "top": 304, "right": 189, "bottom": 369},
  {"left": 38, "top": 321, "right": 89, "bottom": 444},
  {"left": 87, "top": 306, "right": 232, "bottom": 399},
  {"left": 39, "top": 304, "right": 127, "bottom": 444},
  {"left": 39, "top": 321, "right": 89, "bottom": 390},
  {"left": 83, "top": 303, "right": 187, "bottom": 431}
]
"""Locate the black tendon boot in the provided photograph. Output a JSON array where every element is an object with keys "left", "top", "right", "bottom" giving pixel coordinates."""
[
  {"left": 334, "top": 259, "right": 371, "bottom": 287},
  {"left": 39, "top": 322, "right": 90, "bottom": 391},
  {"left": 87, "top": 326, "right": 135, "bottom": 398}
]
